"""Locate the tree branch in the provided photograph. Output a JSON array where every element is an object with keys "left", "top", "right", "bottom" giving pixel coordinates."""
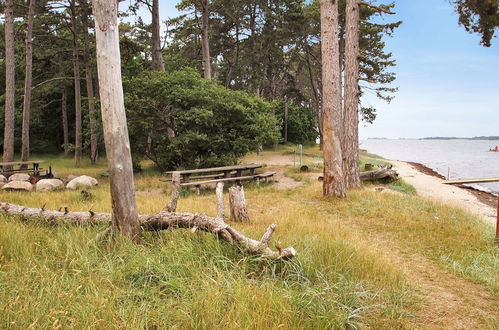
[{"left": 359, "top": 1, "right": 395, "bottom": 15}]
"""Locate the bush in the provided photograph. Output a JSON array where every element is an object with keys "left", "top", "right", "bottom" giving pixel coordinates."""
[
  {"left": 274, "top": 101, "right": 318, "bottom": 144},
  {"left": 124, "top": 69, "right": 280, "bottom": 170}
]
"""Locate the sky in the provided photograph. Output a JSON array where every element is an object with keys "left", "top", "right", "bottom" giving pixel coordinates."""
[{"left": 120, "top": 0, "right": 499, "bottom": 139}]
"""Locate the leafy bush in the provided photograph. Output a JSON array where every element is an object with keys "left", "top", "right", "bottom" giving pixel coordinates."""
[
  {"left": 274, "top": 101, "right": 318, "bottom": 144},
  {"left": 124, "top": 69, "right": 279, "bottom": 170}
]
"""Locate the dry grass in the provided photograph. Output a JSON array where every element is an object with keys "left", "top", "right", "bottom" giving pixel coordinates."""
[{"left": 0, "top": 152, "right": 497, "bottom": 328}]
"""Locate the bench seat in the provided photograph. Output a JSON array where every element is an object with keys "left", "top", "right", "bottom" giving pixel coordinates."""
[{"left": 180, "top": 171, "right": 276, "bottom": 188}]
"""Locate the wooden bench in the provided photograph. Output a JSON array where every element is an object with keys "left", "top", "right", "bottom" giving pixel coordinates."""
[
  {"left": 180, "top": 171, "right": 276, "bottom": 194},
  {"left": 159, "top": 171, "right": 237, "bottom": 182},
  {"left": 0, "top": 160, "right": 45, "bottom": 176}
]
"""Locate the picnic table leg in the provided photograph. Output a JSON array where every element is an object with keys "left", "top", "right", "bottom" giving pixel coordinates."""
[
  {"left": 34, "top": 163, "right": 39, "bottom": 176},
  {"left": 224, "top": 171, "right": 230, "bottom": 178},
  {"left": 249, "top": 168, "right": 255, "bottom": 175}
]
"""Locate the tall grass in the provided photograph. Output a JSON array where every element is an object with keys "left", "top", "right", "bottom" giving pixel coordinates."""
[{"left": 0, "top": 152, "right": 497, "bottom": 328}]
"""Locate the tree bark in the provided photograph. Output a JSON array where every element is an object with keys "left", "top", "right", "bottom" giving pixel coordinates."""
[
  {"left": 21, "top": 0, "right": 36, "bottom": 166},
  {"left": 343, "top": 0, "right": 361, "bottom": 189},
  {"left": 216, "top": 182, "right": 225, "bottom": 219},
  {"left": 70, "top": 0, "right": 82, "bottom": 166},
  {"left": 61, "top": 88, "right": 69, "bottom": 156},
  {"left": 200, "top": 0, "right": 212, "bottom": 79},
  {"left": 81, "top": 0, "right": 99, "bottom": 163},
  {"left": 151, "top": 0, "right": 165, "bottom": 71},
  {"left": 229, "top": 184, "right": 250, "bottom": 222},
  {"left": 0, "top": 202, "right": 296, "bottom": 260},
  {"left": 3, "top": 0, "right": 15, "bottom": 167},
  {"left": 320, "top": 0, "right": 346, "bottom": 197},
  {"left": 93, "top": 0, "right": 140, "bottom": 239}
]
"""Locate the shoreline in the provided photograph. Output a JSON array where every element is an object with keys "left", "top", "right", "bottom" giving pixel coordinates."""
[
  {"left": 389, "top": 160, "right": 497, "bottom": 226},
  {"left": 407, "top": 161, "right": 498, "bottom": 209}
]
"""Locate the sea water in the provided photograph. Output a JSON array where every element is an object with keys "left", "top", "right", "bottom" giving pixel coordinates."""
[{"left": 360, "top": 139, "right": 499, "bottom": 195}]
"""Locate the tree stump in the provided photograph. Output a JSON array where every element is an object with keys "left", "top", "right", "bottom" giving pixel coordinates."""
[
  {"left": 229, "top": 184, "right": 249, "bottom": 222},
  {"left": 216, "top": 182, "right": 224, "bottom": 219}
]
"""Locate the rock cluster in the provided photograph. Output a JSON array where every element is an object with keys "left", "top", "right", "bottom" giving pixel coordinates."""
[{"left": 1, "top": 174, "right": 99, "bottom": 192}]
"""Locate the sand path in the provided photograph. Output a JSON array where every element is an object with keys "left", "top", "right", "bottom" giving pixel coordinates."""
[{"left": 390, "top": 160, "right": 497, "bottom": 226}]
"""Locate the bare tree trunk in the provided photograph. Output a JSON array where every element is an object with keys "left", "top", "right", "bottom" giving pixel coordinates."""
[
  {"left": 344, "top": 0, "right": 361, "bottom": 188},
  {"left": 61, "top": 88, "right": 69, "bottom": 156},
  {"left": 151, "top": 0, "right": 165, "bottom": 71},
  {"left": 201, "top": 0, "right": 212, "bottom": 79},
  {"left": 320, "top": 0, "right": 346, "bottom": 197},
  {"left": 229, "top": 184, "right": 249, "bottom": 222},
  {"left": 3, "top": 0, "right": 15, "bottom": 166},
  {"left": 284, "top": 101, "right": 289, "bottom": 143},
  {"left": 81, "top": 0, "right": 99, "bottom": 163},
  {"left": 70, "top": 0, "right": 82, "bottom": 166},
  {"left": 20, "top": 0, "right": 36, "bottom": 166},
  {"left": 93, "top": 0, "right": 140, "bottom": 239}
]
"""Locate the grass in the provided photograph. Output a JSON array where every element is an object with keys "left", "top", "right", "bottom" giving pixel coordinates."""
[{"left": 0, "top": 150, "right": 498, "bottom": 328}]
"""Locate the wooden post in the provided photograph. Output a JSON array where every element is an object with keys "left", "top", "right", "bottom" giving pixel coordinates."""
[
  {"left": 229, "top": 184, "right": 250, "bottom": 222},
  {"left": 216, "top": 182, "right": 224, "bottom": 219},
  {"left": 164, "top": 171, "right": 180, "bottom": 212},
  {"left": 93, "top": 0, "right": 140, "bottom": 239}
]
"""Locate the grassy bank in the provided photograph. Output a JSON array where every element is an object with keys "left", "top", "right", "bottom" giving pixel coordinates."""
[{"left": 0, "top": 150, "right": 497, "bottom": 328}]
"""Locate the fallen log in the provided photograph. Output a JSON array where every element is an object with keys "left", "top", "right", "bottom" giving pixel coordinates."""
[
  {"left": 0, "top": 202, "right": 296, "bottom": 260},
  {"left": 318, "top": 166, "right": 399, "bottom": 182},
  {"left": 359, "top": 166, "right": 399, "bottom": 181}
]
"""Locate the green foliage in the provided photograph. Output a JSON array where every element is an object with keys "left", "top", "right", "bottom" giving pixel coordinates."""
[
  {"left": 453, "top": 0, "right": 499, "bottom": 47},
  {"left": 124, "top": 69, "right": 280, "bottom": 170},
  {"left": 274, "top": 101, "right": 318, "bottom": 144}
]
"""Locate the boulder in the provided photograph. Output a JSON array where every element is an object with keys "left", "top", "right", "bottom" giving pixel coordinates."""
[
  {"left": 36, "top": 179, "right": 64, "bottom": 192},
  {"left": 2, "top": 181, "right": 34, "bottom": 191},
  {"left": 0, "top": 175, "right": 7, "bottom": 184},
  {"left": 66, "top": 175, "right": 98, "bottom": 190},
  {"left": 66, "top": 174, "right": 78, "bottom": 183},
  {"left": 9, "top": 173, "right": 31, "bottom": 182}
]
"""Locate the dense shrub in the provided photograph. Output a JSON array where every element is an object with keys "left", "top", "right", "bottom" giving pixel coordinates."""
[
  {"left": 275, "top": 102, "right": 318, "bottom": 144},
  {"left": 124, "top": 69, "right": 280, "bottom": 170}
]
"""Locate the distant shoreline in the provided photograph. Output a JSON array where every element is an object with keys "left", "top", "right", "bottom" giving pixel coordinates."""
[{"left": 366, "top": 137, "right": 499, "bottom": 141}]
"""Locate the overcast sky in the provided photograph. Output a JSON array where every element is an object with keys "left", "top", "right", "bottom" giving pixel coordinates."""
[{"left": 120, "top": 0, "right": 499, "bottom": 139}]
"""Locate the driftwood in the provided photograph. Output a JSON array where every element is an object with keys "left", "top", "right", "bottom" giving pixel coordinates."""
[
  {"left": 318, "top": 166, "right": 399, "bottom": 182},
  {"left": 359, "top": 166, "right": 398, "bottom": 181},
  {"left": 0, "top": 202, "right": 295, "bottom": 260},
  {"left": 229, "top": 184, "right": 250, "bottom": 222}
]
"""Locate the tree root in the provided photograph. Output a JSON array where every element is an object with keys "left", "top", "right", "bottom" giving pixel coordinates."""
[{"left": 0, "top": 202, "right": 296, "bottom": 261}]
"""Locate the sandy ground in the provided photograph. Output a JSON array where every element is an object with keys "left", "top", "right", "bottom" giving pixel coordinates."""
[{"left": 391, "top": 160, "right": 497, "bottom": 226}]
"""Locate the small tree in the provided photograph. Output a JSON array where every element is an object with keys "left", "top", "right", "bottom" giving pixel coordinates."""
[
  {"left": 3, "top": 0, "right": 15, "bottom": 166},
  {"left": 93, "top": 0, "right": 140, "bottom": 239}
]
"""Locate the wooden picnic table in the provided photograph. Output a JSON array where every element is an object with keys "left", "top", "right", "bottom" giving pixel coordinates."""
[
  {"left": 0, "top": 160, "right": 45, "bottom": 176},
  {"left": 164, "top": 164, "right": 263, "bottom": 183}
]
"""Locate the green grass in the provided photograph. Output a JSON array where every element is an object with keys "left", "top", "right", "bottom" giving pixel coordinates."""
[{"left": 0, "top": 150, "right": 497, "bottom": 328}]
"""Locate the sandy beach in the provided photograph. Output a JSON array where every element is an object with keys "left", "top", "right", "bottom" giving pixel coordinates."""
[{"left": 391, "top": 160, "right": 497, "bottom": 226}]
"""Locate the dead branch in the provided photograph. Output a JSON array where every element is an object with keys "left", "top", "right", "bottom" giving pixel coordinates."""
[
  {"left": 0, "top": 202, "right": 296, "bottom": 261},
  {"left": 359, "top": 1, "right": 395, "bottom": 14}
]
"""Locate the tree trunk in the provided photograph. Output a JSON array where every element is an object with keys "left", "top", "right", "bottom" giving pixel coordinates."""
[
  {"left": 151, "top": 0, "right": 165, "bottom": 71},
  {"left": 229, "top": 184, "right": 250, "bottom": 222},
  {"left": 201, "top": 0, "right": 212, "bottom": 79},
  {"left": 320, "top": 0, "right": 346, "bottom": 197},
  {"left": 0, "top": 202, "right": 296, "bottom": 260},
  {"left": 284, "top": 101, "right": 289, "bottom": 143},
  {"left": 70, "top": 0, "right": 82, "bottom": 166},
  {"left": 81, "top": 0, "right": 99, "bottom": 163},
  {"left": 3, "top": 0, "right": 15, "bottom": 167},
  {"left": 61, "top": 88, "right": 69, "bottom": 156},
  {"left": 20, "top": 0, "right": 36, "bottom": 166},
  {"left": 343, "top": 0, "right": 361, "bottom": 189},
  {"left": 93, "top": 0, "right": 140, "bottom": 239}
]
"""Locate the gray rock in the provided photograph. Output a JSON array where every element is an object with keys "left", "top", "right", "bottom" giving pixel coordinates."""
[
  {"left": 0, "top": 175, "right": 7, "bottom": 183},
  {"left": 66, "top": 175, "right": 98, "bottom": 190},
  {"left": 2, "top": 181, "right": 34, "bottom": 191},
  {"left": 66, "top": 174, "right": 78, "bottom": 183},
  {"left": 36, "top": 179, "right": 64, "bottom": 192},
  {"left": 8, "top": 173, "right": 31, "bottom": 182}
]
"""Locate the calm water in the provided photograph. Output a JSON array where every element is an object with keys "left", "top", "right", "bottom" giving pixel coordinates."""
[{"left": 360, "top": 139, "right": 499, "bottom": 194}]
